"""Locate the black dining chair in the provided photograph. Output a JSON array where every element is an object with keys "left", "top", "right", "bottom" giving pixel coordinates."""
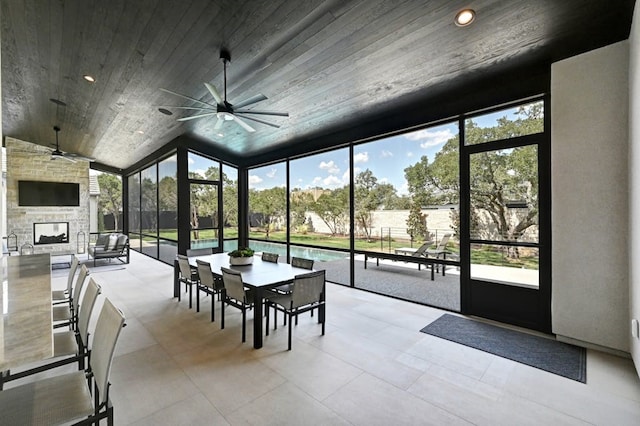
[
  {"left": 186, "top": 247, "right": 214, "bottom": 257},
  {"left": 265, "top": 270, "right": 326, "bottom": 350},
  {"left": 261, "top": 252, "right": 279, "bottom": 263},
  {"left": 52, "top": 255, "right": 79, "bottom": 304},
  {"left": 196, "top": 259, "right": 225, "bottom": 321},
  {"left": 52, "top": 264, "right": 90, "bottom": 330},
  {"left": 220, "top": 267, "right": 254, "bottom": 343}
]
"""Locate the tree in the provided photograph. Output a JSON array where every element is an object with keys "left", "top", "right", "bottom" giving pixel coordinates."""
[
  {"left": 97, "top": 173, "right": 122, "bottom": 231},
  {"left": 406, "top": 202, "right": 428, "bottom": 243},
  {"left": 311, "top": 186, "right": 349, "bottom": 236},
  {"left": 249, "top": 186, "right": 286, "bottom": 239},
  {"left": 405, "top": 104, "right": 542, "bottom": 257},
  {"left": 354, "top": 169, "right": 399, "bottom": 240},
  {"left": 290, "top": 188, "right": 315, "bottom": 232},
  {"left": 222, "top": 172, "right": 238, "bottom": 227}
]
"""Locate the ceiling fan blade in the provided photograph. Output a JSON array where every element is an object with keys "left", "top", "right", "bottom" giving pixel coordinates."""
[
  {"left": 234, "top": 109, "right": 289, "bottom": 117},
  {"left": 64, "top": 153, "right": 95, "bottom": 162},
  {"left": 176, "top": 112, "right": 218, "bottom": 121},
  {"left": 231, "top": 115, "right": 256, "bottom": 133},
  {"left": 234, "top": 113, "right": 280, "bottom": 128},
  {"left": 214, "top": 118, "right": 224, "bottom": 130},
  {"left": 159, "top": 88, "right": 217, "bottom": 109},
  {"left": 52, "top": 154, "right": 76, "bottom": 163},
  {"left": 233, "top": 94, "right": 268, "bottom": 109},
  {"left": 158, "top": 105, "right": 216, "bottom": 111},
  {"left": 204, "top": 83, "right": 223, "bottom": 104}
]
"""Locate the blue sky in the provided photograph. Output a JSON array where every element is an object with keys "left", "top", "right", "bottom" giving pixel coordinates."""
[{"left": 248, "top": 122, "right": 459, "bottom": 195}]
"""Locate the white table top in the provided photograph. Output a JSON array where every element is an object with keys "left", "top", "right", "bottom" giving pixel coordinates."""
[
  {"left": 0, "top": 253, "right": 53, "bottom": 371},
  {"left": 188, "top": 253, "right": 312, "bottom": 288}
]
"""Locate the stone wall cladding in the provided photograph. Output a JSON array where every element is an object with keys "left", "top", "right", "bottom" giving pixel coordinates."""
[{"left": 6, "top": 137, "right": 90, "bottom": 254}]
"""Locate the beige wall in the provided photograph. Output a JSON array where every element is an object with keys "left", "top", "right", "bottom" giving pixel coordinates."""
[
  {"left": 551, "top": 41, "right": 630, "bottom": 353},
  {"left": 629, "top": 3, "right": 640, "bottom": 374},
  {"left": 6, "top": 137, "right": 90, "bottom": 254}
]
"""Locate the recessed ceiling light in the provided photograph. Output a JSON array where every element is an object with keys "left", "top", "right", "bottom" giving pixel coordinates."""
[
  {"left": 136, "top": 130, "right": 145, "bottom": 135},
  {"left": 455, "top": 9, "right": 476, "bottom": 27},
  {"left": 217, "top": 132, "right": 224, "bottom": 137},
  {"left": 158, "top": 108, "right": 173, "bottom": 116},
  {"left": 83, "top": 74, "right": 96, "bottom": 83}
]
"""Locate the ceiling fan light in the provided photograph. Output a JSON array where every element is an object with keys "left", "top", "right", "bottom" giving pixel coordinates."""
[
  {"left": 455, "top": 9, "right": 475, "bottom": 27},
  {"left": 217, "top": 112, "right": 234, "bottom": 121}
]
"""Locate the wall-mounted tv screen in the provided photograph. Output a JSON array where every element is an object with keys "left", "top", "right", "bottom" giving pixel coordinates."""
[{"left": 18, "top": 181, "right": 80, "bottom": 207}]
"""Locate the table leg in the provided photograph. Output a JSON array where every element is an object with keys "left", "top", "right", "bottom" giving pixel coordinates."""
[
  {"left": 173, "top": 260, "right": 180, "bottom": 298},
  {"left": 253, "top": 287, "right": 264, "bottom": 349}
]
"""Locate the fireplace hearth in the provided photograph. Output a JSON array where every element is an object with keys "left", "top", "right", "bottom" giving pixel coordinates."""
[{"left": 34, "top": 222, "right": 69, "bottom": 245}]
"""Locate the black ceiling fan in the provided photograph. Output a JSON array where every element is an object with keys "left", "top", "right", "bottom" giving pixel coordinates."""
[
  {"left": 160, "top": 49, "right": 288, "bottom": 133},
  {"left": 48, "top": 126, "right": 95, "bottom": 162}
]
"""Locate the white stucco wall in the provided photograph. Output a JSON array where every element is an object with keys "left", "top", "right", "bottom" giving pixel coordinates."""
[
  {"left": 629, "top": 4, "right": 640, "bottom": 374},
  {"left": 551, "top": 41, "right": 629, "bottom": 352}
]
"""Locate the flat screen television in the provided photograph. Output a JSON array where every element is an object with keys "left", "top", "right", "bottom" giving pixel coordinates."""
[{"left": 18, "top": 180, "right": 80, "bottom": 207}]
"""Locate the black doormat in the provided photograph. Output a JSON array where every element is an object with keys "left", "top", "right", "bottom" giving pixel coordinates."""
[{"left": 420, "top": 314, "right": 587, "bottom": 383}]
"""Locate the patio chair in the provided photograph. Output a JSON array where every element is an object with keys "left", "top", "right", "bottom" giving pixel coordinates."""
[
  {"left": 196, "top": 259, "right": 224, "bottom": 321},
  {"left": 52, "top": 255, "right": 79, "bottom": 304},
  {"left": 426, "top": 233, "right": 452, "bottom": 271},
  {"left": 270, "top": 256, "right": 314, "bottom": 295},
  {"left": 52, "top": 264, "right": 90, "bottom": 330},
  {"left": 186, "top": 247, "right": 213, "bottom": 257},
  {"left": 265, "top": 270, "right": 326, "bottom": 350},
  {"left": 0, "top": 297, "right": 126, "bottom": 425},
  {"left": 261, "top": 252, "right": 279, "bottom": 263},
  {"left": 177, "top": 254, "right": 199, "bottom": 308},
  {"left": 220, "top": 267, "right": 255, "bottom": 343}
]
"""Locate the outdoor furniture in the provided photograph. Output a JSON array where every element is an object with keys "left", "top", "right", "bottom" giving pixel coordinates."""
[
  {"left": 270, "top": 256, "right": 314, "bottom": 295},
  {"left": 265, "top": 270, "right": 326, "bottom": 350},
  {"left": 364, "top": 251, "right": 438, "bottom": 279},
  {"left": 220, "top": 267, "right": 255, "bottom": 343},
  {"left": 261, "top": 252, "right": 280, "bottom": 263},
  {"left": 52, "top": 264, "right": 90, "bottom": 330},
  {"left": 426, "top": 233, "right": 452, "bottom": 272},
  {"left": 52, "top": 254, "right": 79, "bottom": 303},
  {"left": 196, "top": 259, "right": 224, "bottom": 321},
  {"left": 1, "top": 278, "right": 102, "bottom": 389},
  {"left": 179, "top": 253, "right": 318, "bottom": 349},
  {"left": 88, "top": 232, "right": 130, "bottom": 266},
  {"left": 177, "top": 254, "right": 199, "bottom": 308},
  {"left": 0, "top": 297, "right": 126, "bottom": 425},
  {"left": 187, "top": 247, "right": 214, "bottom": 257},
  {"left": 0, "top": 254, "right": 53, "bottom": 373}
]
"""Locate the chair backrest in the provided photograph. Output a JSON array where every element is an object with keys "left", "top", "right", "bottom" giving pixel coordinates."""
[
  {"left": 435, "top": 234, "right": 452, "bottom": 251},
  {"left": 196, "top": 259, "right": 216, "bottom": 289},
  {"left": 261, "top": 252, "right": 279, "bottom": 263},
  {"left": 177, "top": 254, "right": 196, "bottom": 280},
  {"left": 221, "top": 267, "right": 246, "bottom": 302},
  {"left": 411, "top": 242, "right": 433, "bottom": 257},
  {"left": 115, "top": 234, "right": 128, "bottom": 252},
  {"left": 186, "top": 247, "right": 213, "bottom": 257},
  {"left": 90, "top": 298, "right": 126, "bottom": 406},
  {"left": 291, "top": 256, "right": 314, "bottom": 270},
  {"left": 71, "top": 265, "right": 90, "bottom": 313},
  {"left": 77, "top": 278, "right": 101, "bottom": 347},
  {"left": 292, "top": 270, "right": 325, "bottom": 309},
  {"left": 65, "top": 255, "right": 80, "bottom": 293}
]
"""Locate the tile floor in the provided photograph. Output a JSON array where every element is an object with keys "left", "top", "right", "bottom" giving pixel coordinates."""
[{"left": 23, "top": 251, "right": 640, "bottom": 424}]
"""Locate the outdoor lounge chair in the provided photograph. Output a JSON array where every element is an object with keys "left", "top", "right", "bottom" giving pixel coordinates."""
[{"left": 426, "top": 233, "right": 452, "bottom": 271}]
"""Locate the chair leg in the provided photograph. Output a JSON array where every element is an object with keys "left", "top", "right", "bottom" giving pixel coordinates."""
[
  {"left": 288, "top": 312, "right": 293, "bottom": 350},
  {"left": 241, "top": 308, "right": 246, "bottom": 343},
  {"left": 196, "top": 286, "right": 200, "bottom": 312},
  {"left": 211, "top": 293, "right": 215, "bottom": 322},
  {"left": 188, "top": 284, "right": 193, "bottom": 309},
  {"left": 221, "top": 299, "right": 225, "bottom": 329}
]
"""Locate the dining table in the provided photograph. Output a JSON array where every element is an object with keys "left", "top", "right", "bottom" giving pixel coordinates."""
[
  {"left": 0, "top": 253, "right": 53, "bottom": 373},
  {"left": 174, "top": 252, "right": 323, "bottom": 349}
]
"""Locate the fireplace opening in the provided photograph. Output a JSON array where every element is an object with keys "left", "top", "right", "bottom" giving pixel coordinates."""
[{"left": 34, "top": 222, "right": 69, "bottom": 245}]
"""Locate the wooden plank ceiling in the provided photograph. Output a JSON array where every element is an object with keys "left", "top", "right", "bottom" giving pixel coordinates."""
[{"left": 1, "top": 0, "right": 635, "bottom": 171}]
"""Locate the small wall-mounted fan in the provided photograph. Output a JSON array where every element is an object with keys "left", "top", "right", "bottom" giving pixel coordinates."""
[
  {"left": 160, "top": 50, "right": 288, "bottom": 133},
  {"left": 49, "top": 126, "right": 95, "bottom": 162}
]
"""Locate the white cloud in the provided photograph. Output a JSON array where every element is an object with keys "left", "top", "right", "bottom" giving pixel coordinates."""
[
  {"left": 248, "top": 174, "right": 263, "bottom": 185},
  {"left": 342, "top": 169, "right": 350, "bottom": 184},
  {"left": 353, "top": 152, "right": 369, "bottom": 164},
  {"left": 380, "top": 150, "right": 393, "bottom": 158},
  {"left": 379, "top": 177, "right": 389, "bottom": 184},
  {"left": 266, "top": 168, "right": 277, "bottom": 178},
  {"left": 187, "top": 156, "right": 195, "bottom": 164},
  {"left": 406, "top": 152, "right": 414, "bottom": 157},
  {"left": 405, "top": 128, "right": 455, "bottom": 148},
  {"left": 323, "top": 175, "right": 342, "bottom": 187},
  {"left": 193, "top": 169, "right": 206, "bottom": 178},
  {"left": 319, "top": 160, "right": 340, "bottom": 174}
]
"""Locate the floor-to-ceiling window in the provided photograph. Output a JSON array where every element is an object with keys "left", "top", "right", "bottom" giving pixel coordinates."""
[
  {"left": 248, "top": 162, "right": 287, "bottom": 256},
  {"left": 188, "top": 152, "right": 222, "bottom": 251},
  {"left": 222, "top": 164, "right": 239, "bottom": 252},
  {"left": 158, "top": 155, "right": 178, "bottom": 263}
]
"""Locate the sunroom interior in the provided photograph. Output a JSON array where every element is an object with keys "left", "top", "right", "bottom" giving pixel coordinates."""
[{"left": 2, "top": 0, "right": 640, "bottom": 392}]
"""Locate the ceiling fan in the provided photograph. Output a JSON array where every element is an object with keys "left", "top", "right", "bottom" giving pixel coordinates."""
[
  {"left": 48, "top": 126, "right": 95, "bottom": 162},
  {"left": 159, "top": 49, "right": 288, "bottom": 133}
]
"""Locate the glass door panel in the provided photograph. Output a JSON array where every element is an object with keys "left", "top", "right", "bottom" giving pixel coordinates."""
[{"left": 190, "top": 183, "right": 220, "bottom": 250}]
